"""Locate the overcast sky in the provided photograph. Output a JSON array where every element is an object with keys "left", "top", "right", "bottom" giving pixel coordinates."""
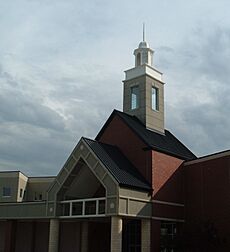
[{"left": 0, "top": 0, "right": 230, "bottom": 176}]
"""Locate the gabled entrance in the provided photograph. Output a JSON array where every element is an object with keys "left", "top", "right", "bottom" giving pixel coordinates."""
[
  {"left": 58, "top": 158, "right": 106, "bottom": 218},
  {"left": 47, "top": 137, "right": 119, "bottom": 219},
  {"left": 45, "top": 137, "right": 152, "bottom": 252}
]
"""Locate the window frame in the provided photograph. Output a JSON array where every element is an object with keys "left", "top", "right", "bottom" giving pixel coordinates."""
[
  {"left": 160, "top": 221, "right": 177, "bottom": 252},
  {"left": 151, "top": 86, "right": 159, "bottom": 111},
  {"left": 19, "top": 188, "right": 23, "bottom": 198},
  {"left": 136, "top": 52, "right": 141, "bottom": 66},
  {"left": 122, "top": 219, "right": 141, "bottom": 252},
  {"left": 2, "top": 187, "right": 11, "bottom": 197},
  {"left": 131, "top": 85, "right": 140, "bottom": 110}
]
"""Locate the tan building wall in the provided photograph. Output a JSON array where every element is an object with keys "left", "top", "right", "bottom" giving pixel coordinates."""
[
  {"left": 111, "top": 217, "right": 122, "bottom": 252},
  {"left": 141, "top": 219, "right": 151, "bottom": 252},
  {"left": 0, "top": 172, "right": 55, "bottom": 203},
  {"left": 123, "top": 74, "right": 164, "bottom": 133},
  {"left": 26, "top": 177, "right": 55, "bottom": 201},
  {"left": 118, "top": 188, "right": 152, "bottom": 218},
  {"left": 0, "top": 171, "right": 28, "bottom": 203},
  {"left": 17, "top": 172, "right": 28, "bottom": 202}
]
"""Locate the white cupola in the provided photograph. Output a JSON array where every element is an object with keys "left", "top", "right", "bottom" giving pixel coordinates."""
[{"left": 133, "top": 25, "right": 154, "bottom": 67}]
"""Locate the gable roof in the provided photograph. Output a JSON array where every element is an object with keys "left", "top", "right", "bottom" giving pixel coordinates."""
[
  {"left": 96, "top": 110, "right": 196, "bottom": 161},
  {"left": 83, "top": 137, "right": 151, "bottom": 191}
]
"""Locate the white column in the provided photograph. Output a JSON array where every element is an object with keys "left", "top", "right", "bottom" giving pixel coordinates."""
[
  {"left": 81, "top": 222, "right": 88, "bottom": 252},
  {"left": 141, "top": 219, "right": 151, "bottom": 252},
  {"left": 48, "top": 219, "right": 59, "bottom": 252},
  {"left": 111, "top": 216, "right": 122, "bottom": 252}
]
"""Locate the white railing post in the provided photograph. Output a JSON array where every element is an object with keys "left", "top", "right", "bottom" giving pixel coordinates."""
[
  {"left": 69, "top": 202, "right": 72, "bottom": 216},
  {"left": 96, "top": 199, "right": 99, "bottom": 215},
  {"left": 82, "top": 200, "right": 85, "bottom": 216}
]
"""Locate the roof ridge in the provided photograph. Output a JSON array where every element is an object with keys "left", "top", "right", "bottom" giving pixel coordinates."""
[
  {"left": 96, "top": 110, "right": 196, "bottom": 160},
  {"left": 191, "top": 149, "right": 230, "bottom": 161},
  {"left": 28, "top": 176, "right": 55, "bottom": 178},
  {"left": 165, "top": 130, "right": 197, "bottom": 158},
  {"left": 115, "top": 109, "right": 146, "bottom": 126},
  {"left": 83, "top": 136, "right": 119, "bottom": 149},
  {"left": 84, "top": 137, "right": 151, "bottom": 191}
]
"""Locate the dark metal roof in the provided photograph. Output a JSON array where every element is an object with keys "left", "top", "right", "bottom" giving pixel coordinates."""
[
  {"left": 83, "top": 138, "right": 151, "bottom": 191},
  {"left": 96, "top": 110, "right": 196, "bottom": 161}
]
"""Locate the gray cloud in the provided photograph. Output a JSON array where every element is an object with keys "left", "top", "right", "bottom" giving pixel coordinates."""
[
  {"left": 0, "top": 69, "right": 74, "bottom": 175},
  {"left": 160, "top": 26, "right": 230, "bottom": 156},
  {"left": 0, "top": 1, "right": 230, "bottom": 176},
  {"left": 0, "top": 52, "right": 122, "bottom": 176},
  {"left": 0, "top": 67, "right": 65, "bottom": 130}
]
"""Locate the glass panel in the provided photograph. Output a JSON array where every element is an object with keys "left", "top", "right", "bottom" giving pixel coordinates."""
[
  {"left": 98, "top": 200, "right": 105, "bottom": 214},
  {"left": 72, "top": 202, "right": 82, "bottom": 215},
  {"left": 85, "top": 201, "right": 96, "bottom": 215},
  {"left": 136, "top": 53, "right": 141, "bottom": 66},
  {"left": 62, "top": 203, "right": 70, "bottom": 216},
  {"left": 122, "top": 220, "right": 141, "bottom": 252},
  {"left": 160, "top": 222, "right": 177, "bottom": 252},
  {"left": 131, "top": 86, "right": 139, "bottom": 110},
  {"left": 152, "top": 87, "right": 159, "bottom": 110}
]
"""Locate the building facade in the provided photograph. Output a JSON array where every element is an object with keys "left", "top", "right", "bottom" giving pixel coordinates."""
[{"left": 0, "top": 37, "right": 229, "bottom": 252}]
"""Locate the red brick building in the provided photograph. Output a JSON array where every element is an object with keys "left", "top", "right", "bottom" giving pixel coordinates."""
[{"left": 0, "top": 36, "right": 229, "bottom": 252}]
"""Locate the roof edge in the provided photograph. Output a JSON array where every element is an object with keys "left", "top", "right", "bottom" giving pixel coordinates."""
[
  {"left": 147, "top": 146, "right": 196, "bottom": 161},
  {"left": 84, "top": 137, "right": 151, "bottom": 191},
  {"left": 184, "top": 149, "right": 230, "bottom": 166},
  {"left": 96, "top": 110, "right": 196, "bottom": 161},
  {"left": 95, "top": 109, "right": 119, "bottom": 141}
]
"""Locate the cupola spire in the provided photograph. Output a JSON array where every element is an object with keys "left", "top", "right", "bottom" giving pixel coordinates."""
[
  {"left": 134, "top": 24, "right": 153, "bottom": 67},
  {"left": 143, "top": 22, "right": 145, "bottom": 42}
]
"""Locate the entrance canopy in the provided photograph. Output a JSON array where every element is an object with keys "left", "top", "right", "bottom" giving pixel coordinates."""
[{"left": 47, "top": 137, "right": 152, "bottom": 219}]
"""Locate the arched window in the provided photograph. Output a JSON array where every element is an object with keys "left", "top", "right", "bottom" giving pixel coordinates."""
[{"left": 136, "top": 53, "right": 141, "bottom": 66}]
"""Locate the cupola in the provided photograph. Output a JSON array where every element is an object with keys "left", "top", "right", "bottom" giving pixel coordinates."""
[{"left": 133, "top": 26, "right": 154, "bottom": 67}]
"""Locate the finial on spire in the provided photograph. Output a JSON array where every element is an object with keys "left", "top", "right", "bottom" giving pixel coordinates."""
[{"left": 143, "top": 22, "right": 145, "bottom": 41}]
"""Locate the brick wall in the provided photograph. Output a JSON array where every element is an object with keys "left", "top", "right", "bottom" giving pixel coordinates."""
[
  {"left": 88, "top": 221, "right": 110, "bottom": 252},
  {"left": 59, "top": 221, "right": 81, "bottom": 252},
  {"left": 151, "top": 220, "right": 161, "bottom": 252},
  {"left": 1, "top": 220, "right": 49, "bottom": 252},
  {"left": 98, "top": 115, "right": 152, "bottom": 184},
  {"left": 184, "top": 155, "right": 230, "bottom": 250},
  {"left": 0, "top": 221, "right": 6, "bottom": 251},
  {"left": 152, "top": 151, "right": 184, "bottom": 202}
]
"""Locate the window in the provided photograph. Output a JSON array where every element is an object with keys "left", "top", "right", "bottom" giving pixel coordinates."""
[
  {"left": 122, "top": 220, "right": 141, "bottom": 252},
  {"left": 160, "top": 222, "right": 177, "bottom": 252},
  {"left": 131, "top": 86, "right": 139, "bottom": 110},
  {"left": 161, "top": 222, "right": 177, "bottom": 238},
  {"left": 152, "top": 87, "right": 159, "bottom": 111},
  {"left": 34, "top": 192, "right": 43, "bottom": 201},
  {"left": 23, "top": 190, "right": 26, "bottom": 200},
  {"left": 20, "top": 188, "right": 23, "bottom": 198},
  {"left": 3, "top": 187, "right": 11, "bottom": 197},
  {"left": 136, "top": 53, "right": 141, "bottom": 66}
]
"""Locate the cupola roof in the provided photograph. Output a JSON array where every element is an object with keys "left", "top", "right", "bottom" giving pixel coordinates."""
[{"left": 138, "top": 41, "right": 150, "bottom": 48}]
